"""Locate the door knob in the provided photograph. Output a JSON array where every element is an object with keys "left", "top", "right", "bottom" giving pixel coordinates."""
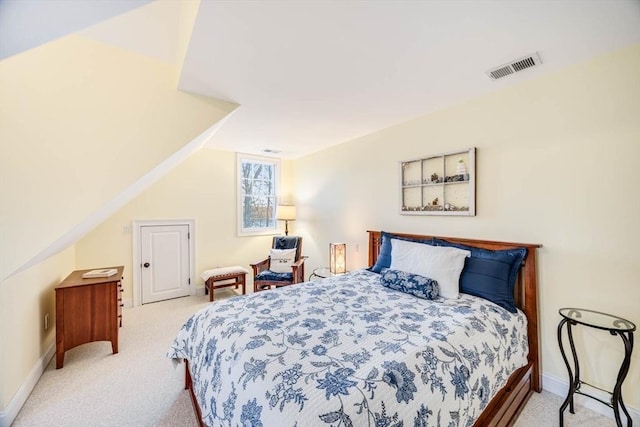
[{"left": 143, "top": 262, "right": 150, "bottom": 268}]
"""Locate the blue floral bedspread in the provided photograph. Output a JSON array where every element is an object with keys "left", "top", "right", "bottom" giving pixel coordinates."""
[{"left": 168, "top": 269, "right": 529, "bottom": 427}]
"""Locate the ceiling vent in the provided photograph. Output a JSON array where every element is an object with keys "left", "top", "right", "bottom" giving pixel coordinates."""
[
  {"left": 263, "top": 149, "right": 281, "bottom": 154},
  {"left": 487, "top": 52, "right": 542, "bottom": 80}
]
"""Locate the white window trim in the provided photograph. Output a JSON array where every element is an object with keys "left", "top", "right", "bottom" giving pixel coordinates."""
[{"left": 237, "top": 153, "right": 281, "bottom": 236}]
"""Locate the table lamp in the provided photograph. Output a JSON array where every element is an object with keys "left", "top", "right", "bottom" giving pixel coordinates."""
[
  {"left": 277, "top": 205, "right": 296, "bottom": 236},
  {"left": 329, "top": 243, "right": 346, "bottom": 274}
]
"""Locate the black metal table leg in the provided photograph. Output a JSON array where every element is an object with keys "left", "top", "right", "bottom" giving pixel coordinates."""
[
  {"left": 612, "top": 331, "right": 634, "bottom": 427},
  {"left": 557, "top": 308, "right": 635, "bottom": 427},
  {"left": 558, "top": 317, "right": 580, "bottom": 426}
]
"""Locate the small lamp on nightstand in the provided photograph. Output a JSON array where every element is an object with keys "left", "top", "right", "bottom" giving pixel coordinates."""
[
  {"left": 277, "top": 205, "right": 296, "bottom": 236},
  {"left": 329, "top": 243, "right": 346, "bottom": 274}
]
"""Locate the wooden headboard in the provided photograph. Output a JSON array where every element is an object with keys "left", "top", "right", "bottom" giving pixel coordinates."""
[{"left": 367, "top": 230, "right": 542, "bottom": 393}]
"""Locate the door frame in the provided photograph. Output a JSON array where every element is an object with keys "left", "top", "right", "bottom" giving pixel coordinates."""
[{"left": 132, "top": 219, "right": 196, "bottom": 307}]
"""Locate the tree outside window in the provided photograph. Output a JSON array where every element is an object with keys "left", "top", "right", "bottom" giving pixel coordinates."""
[{"left": 237, "top": 154, "right": 280, "bottom": 235}]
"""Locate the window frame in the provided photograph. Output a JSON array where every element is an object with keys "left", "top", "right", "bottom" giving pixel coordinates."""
[{"left": 237, "top": 153, "right": 281, "bottom": 236}]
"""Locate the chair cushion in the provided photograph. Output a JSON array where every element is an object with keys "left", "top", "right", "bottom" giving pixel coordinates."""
[
  {"left": 200, "top": 266, "right": 249, "bottom": 282},
  {"left": 255, "top": 270, "right": 293, "bottom": 282}
]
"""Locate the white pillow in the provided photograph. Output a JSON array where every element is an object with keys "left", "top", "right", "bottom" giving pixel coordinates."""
[
  {"left": 269, "top": 248, "right": 297, "bottom": 273},
  {"left": 390, "top": 238, "right": 470, "bottom": 299}
]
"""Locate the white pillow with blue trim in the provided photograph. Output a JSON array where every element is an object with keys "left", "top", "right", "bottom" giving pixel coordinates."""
[
  {"left": 390, "top": 238, "right": 470, "bottom": 299},
  {"left": 269, "top": 248, "right": 296, "bottom": 273}
]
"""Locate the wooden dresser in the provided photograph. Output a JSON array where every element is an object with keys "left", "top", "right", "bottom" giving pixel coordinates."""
[{"left": 55, "top": 266, "right": 124, "bottom": 368}]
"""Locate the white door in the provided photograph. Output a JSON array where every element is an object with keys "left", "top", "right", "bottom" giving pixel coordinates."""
[{"left": 140, "top": 224, "right": 191, "bottom": 304}]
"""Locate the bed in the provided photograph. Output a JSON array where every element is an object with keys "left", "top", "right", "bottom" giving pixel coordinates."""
[{"left": 169, "top": 231, "right": 541, "bottom": 426}]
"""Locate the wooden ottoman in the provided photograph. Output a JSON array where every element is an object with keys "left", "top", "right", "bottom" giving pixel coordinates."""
[{"left": 201, "top": 266, "right": 248, "bottom": 302}]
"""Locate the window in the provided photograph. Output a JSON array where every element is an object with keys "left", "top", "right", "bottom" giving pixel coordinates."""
[{"left": 237, "top": 154, "right": 280, "bottom": 236}]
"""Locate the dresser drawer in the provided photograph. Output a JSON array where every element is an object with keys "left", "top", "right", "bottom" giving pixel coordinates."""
[{"left": 117, "top": 280, "right": 124, "bottom": 327}]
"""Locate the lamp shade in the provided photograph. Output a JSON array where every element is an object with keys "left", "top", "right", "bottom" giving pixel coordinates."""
[
  {"left": 277, "top": 205, "right": 296, "bottom": 221},
  {"left": 329, "top": 243, "right": 346, "bottom": 274}
]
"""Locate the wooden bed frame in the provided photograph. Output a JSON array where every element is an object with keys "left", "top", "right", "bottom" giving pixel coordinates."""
[
  {"left": 183, "top": 230, "right": 542, "bottom": 427},
  {"left": 368, "top": 231, "right": 542, "bottom": 426}
]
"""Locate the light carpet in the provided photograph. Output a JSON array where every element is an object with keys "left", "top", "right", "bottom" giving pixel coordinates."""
[{"left": 13, "top": 291, "right": 616, "bottom": 426}]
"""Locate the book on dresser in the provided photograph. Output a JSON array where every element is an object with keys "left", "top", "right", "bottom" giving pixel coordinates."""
[{"left": 82, "top": 268, "right": 118, "bottom": 278}]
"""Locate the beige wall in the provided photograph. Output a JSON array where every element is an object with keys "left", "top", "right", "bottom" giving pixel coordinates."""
[
  {"left": 295, "top": 44, "right": 640, "bottom": 408},
  {"left": 0, "top": 246, "right": 75, "bottom": 409},
  {"left": 0, "top": 34, "right": 235, "bottom": 281},
  {"left": 0, "top": 30, "right": 234, "bottom": 416},
  {"left": 75, "top": 149, "right": 295, "bottom": 299}
]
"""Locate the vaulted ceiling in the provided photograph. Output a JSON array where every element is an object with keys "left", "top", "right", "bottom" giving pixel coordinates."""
[
  {"left": 2, "top": 0, "right": 640, "bottom": 282},
  {"left": 2, "top": 0, "right": 640, "bottom": 161}
]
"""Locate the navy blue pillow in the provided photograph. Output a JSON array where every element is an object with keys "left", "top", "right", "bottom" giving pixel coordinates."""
[
  {"left": 369, "top": 231, "right": 435, "bottom": 273},
  {"left": 432, "top": 238, "right": 526, "bottom": 313},
  {"left": 459, "top": 257, "right": 516, "bottom": 312},
  {"left": 379, "top": 268, "right": 439, "bottom": 300}
]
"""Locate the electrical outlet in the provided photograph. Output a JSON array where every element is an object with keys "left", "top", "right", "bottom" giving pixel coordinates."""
[{"left": 44, "top": 313, "right": 49, "bottom": 330}]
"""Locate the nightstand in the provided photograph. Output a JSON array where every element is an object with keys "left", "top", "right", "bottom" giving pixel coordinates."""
[{"left": 557, "top": 307, "right": 635, "bottom": 427}]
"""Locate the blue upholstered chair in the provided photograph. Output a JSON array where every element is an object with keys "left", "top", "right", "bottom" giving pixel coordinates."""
[{"left": 250, "top": 236, "right": 305, "bottom": 292}]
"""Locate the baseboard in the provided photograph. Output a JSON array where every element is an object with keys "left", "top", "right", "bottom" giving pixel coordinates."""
[
  {"left": 543, "top": 373, "right": 640, "bottom": 424},
  {"left": 0, "top": 342, "right": 55, "bottom": 427}
]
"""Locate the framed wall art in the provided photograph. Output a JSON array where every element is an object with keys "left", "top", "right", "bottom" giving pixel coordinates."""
[{"left": 400, "top": 147, "right": 476, "bottom": 216}]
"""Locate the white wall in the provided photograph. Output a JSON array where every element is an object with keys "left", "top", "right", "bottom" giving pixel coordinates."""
[{"left": 295, "top": 44, "right": 640, "bottom": 410}]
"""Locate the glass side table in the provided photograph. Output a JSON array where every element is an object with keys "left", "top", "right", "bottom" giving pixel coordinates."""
[
  {"left": 557, "top": 307, "right": 636, "bottom": 427},
  {"left": 309, "top": 267, "right": 348, "bottom": 281}
]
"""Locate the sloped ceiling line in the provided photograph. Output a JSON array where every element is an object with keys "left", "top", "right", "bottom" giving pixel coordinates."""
[{"left": 4, "top": 110, "right": 237, "bottom": 281}]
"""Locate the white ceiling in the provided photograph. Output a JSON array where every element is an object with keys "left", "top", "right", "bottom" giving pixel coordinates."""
[
  {"left": 6, "top": 0, "right": 640, "bottom": 159},
  {"left": 0, "top": 0, "right": 153, "bottom": 59}
]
